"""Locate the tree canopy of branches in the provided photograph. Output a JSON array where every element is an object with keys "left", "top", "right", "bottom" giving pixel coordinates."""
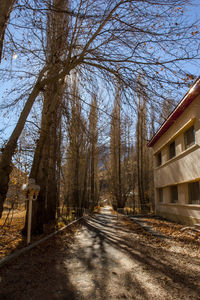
[{"left": 0, "top": 0, "right": 199, "bottom": 222}]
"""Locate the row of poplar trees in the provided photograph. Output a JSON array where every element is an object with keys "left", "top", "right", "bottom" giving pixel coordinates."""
[
  {"left": 0, "top": 0, "right": 199, "bottom": 232},
  {"left": 109, "top": 80, "right": 155, "bottom": 213},
  {"left": 109, "top": 77, "right": 174, "bottom": 212},
  {"left": 64, "top": 77, "right": 99, "bottom": 214}
]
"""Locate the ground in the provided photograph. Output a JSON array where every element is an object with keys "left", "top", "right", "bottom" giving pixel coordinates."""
[{"left": 0, "top": 206, "right": 200, "bottom": 300}]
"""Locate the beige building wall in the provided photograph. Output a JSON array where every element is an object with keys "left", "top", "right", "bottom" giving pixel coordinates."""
[{"left": 153, "top": 94, "right": 200, "bottom": 225}]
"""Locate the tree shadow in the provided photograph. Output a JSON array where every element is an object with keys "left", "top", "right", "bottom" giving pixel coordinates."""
[
  {"left": 80, "top": 214, "right": 200, "bottom": 299},
  {"left": 0, "top": 212, "right": 199, "bottom": 300},
  {"left": 0, "top": 224, "right": 84, "bottom": 300}
]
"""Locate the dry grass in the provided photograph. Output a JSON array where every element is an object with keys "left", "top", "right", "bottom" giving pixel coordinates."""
[
  {"left": 136, "top": 217, "right": 200, "bottom": 251},
  {"left": 0, "top": 206, "right": 79, "bottom": 260},
  {"left": 94, "top": 205, "right": 101, "bottom": 213},
  {"left": 0, "top": 207, "right": 26, "bottom": 259}
]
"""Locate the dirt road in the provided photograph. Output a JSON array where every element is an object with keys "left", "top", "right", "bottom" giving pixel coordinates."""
[{"left": 0, "top": 206, "right": 200, "bottom": 299}]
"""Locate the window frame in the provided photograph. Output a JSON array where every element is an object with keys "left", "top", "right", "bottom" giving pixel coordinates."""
[
  {"left": 188, "top": 182, "right": 200, "bottom": 205},
  {"left": 169, "top": 140, "right": 176, "bottom": 159},
  {"left": 157, "top": 152, "right": 162, "bottom": 166},
  {"left": 158, "top": 188, "right": 163, "bottom": 203},
  {"left": 170, "top": 185, "right": 178, "bottom": 203},
  {"left": 184, "top": 125, "right": 195, "bottom": 150}
]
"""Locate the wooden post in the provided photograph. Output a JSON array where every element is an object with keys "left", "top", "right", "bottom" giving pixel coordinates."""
[{"left": 27, "top": 194, "right": 33, "bottom": 245}]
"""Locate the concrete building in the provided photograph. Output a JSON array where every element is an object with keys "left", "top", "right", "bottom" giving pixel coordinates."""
[{"left": 148, "top": 78, "right": 200, "bottom": 225}]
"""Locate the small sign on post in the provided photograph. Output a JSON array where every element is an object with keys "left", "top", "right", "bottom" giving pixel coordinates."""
[{"left": 21, "top": 178, "right": 40, "bottom": 245}]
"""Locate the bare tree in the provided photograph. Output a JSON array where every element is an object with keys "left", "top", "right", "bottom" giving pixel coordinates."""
[
  {"left": 0, "top": 0, "right": 199, "bottom": 218},
  {"left": 110, "top": 85, "right": 123, "bottom": 208},
  {"left": 88, "top": 94, "right": 99, "bottom": 209},
  {"left": 136, "top": 76, "right": 154, "bottom": 213},
  {"left": 24, "top": 0, "right": 69, "bottom": 233},
  {"left": 63, "top": 76, "right": 88, "bottom": 211}
]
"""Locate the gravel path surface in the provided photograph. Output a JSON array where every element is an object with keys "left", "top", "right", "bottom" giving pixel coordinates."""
[{"left": 0, "top": 206, "right": 200, "bottom": 300}]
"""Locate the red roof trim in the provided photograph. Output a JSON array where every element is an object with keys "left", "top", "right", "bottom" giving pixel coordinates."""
[{"left": 148, "top": 78, "right": 200, "bottom": 147}]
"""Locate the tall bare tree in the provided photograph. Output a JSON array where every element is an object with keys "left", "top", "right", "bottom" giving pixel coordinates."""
[
  {"left": 0, "top": 0, "right": 199, "bottom": 218},
  {"left": 88, "top": 94, "right": 99, "bottom": 209},
  {"left": 63, "top": 76, "right": 88, "bottom": 211},
  {"left": 24, "top": 0, "right": 69, "bottom": 233},
  {"left": 136, "top": 76, "right": 153, "bottom": 213},
  {"left": 110, "top": 90, "right": 136, "bottom": 210},
  {"left": 110, "top": 85, "right": 123, "bottom": 208}
]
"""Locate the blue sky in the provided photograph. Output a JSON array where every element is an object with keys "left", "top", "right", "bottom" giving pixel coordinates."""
[
  {"left": 183, "top": 0, "right": 199, "bottom": 75},
  {"left": 0, "top": 0, "right": 200, "bottom": 145}
]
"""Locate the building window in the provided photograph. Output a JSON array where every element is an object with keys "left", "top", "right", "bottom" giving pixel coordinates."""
[
  {"left": 188, "top": 182, "right": 200, "bottom": 204},
  {"left": 184, "top": 125, "right": 195, "bottom": 149},
  {"left": 170, "top": 185, "right": 178, "bottom": 203},
  {"left": 158, "top": 188, "right": 163, "bottom": 203},
  {"left": 169, "top": 141, "right": 176, "bottom": 159},
  {"left": 157, "top": 152, "right": 162, "bottom": 166}
]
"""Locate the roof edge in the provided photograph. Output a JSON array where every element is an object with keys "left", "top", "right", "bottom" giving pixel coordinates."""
[{"left": 148, "top": 78, "right": 200, "bottom": 147}]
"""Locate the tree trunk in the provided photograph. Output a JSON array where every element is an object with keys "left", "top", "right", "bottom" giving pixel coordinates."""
[
  {"left": 81, "top": 152, "right": 89, "bottom": 209},
  {"left": 73, "top": 146, "right": 80, "bottom": 210},
  {"left": 56, "top": 121, "right": 62, "bottom": 218},
  {"left": 90, "top": 144, "right": 95, "bottom": 207},
  {"left": 0, "top": 69, "right": 46, "bottom": 218},
  {"left": 0, "top": 0, "right": 15, "bottom": 62},
  {"left": 137, "top": 107, "right": 142, "bottom": 213},
  {"left": 118, "top": 127, "right": 123, "bottom": 208},
  {"left": 24, "top": 76, "right": 64, "bottom": 233},
  {"left": 46, "top": 112, "right": 58, "bottom": 222},
  {"left": 140, "top": 110, "right": 145, "bottom": 210}
]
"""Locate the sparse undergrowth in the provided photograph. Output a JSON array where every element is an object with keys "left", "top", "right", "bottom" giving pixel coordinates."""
[
  {"left": 120, "top": 217, "right": 170, "bottom": 249},
  {"left": 141, "top": 217, "right": 200, "bottom": 248},
  {"left": 0, "top": 207, "right": 82, "bottom": 260}
]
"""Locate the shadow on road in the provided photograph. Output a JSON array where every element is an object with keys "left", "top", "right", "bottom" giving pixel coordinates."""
[
  {"left": 0, "top": 208, "right": 199, "bottom": 300},
  {"left": 79, "top": 212, "right": 200, "bottom": 299}
]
